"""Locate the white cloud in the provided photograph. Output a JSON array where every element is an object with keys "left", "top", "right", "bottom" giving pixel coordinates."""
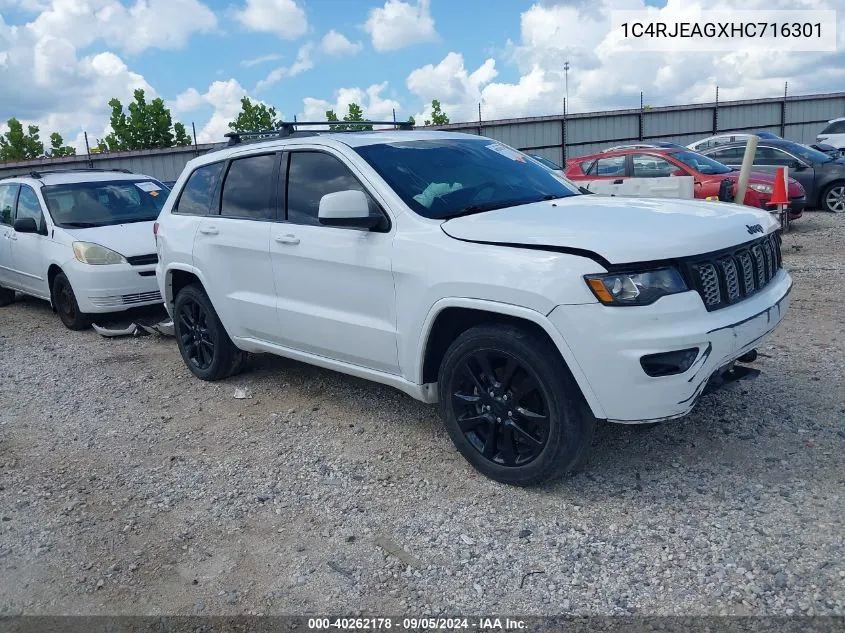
[
  {"left": 241, "top": 53, "right": 282, "bottom": 68},
  {"left": 180, "top": 79, "right": 252, "bottom": 143},
  {"left": 233, "top": 0, "right": 307, "bottom": 40},
  {"left": 254, "top": 42, "right": 314, "bottom": 92},
  {"left": 363, "top": 0, "right": 437, "bottom": 52},
  {"left": 169, "top": 87, "right": 205, "bottom": 113},
  {"left": 320, "top": 29, "right": 362, "bottom": 57},
  {"left": 29, "top": 0, "right": 217, "bottom": 55},
  {"left": 403, "top": 0, "right": 845, "bottom": 124},
  {"left": 300, "top": 82, "right": 401, "bottom": 124},
  {"left": 406, "top": 52, "right": 497, "bottom": 122}
]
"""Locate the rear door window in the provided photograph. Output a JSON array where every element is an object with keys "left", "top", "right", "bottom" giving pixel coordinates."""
[
  {"left": 586, "top": 155, "right": 626, "bottom": 177},
  {"left": 175, "top": 162, "right": 225, "bottom": 215},
  {"left": 219, "top": 154, "right": 279, "bottom": 220}
]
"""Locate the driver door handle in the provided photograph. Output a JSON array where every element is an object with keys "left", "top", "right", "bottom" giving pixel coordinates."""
[
  {"left": 8, "top": 233, "right": 16, "bottom": 240},
  {"left": 612, "top": 179, "right": 624, "bottom": 184},
  {"left": 275, "top": 234, "right": 300, "bottom": 245},
  {"left": 198, "top": 226, "right": 219, "bottom": 235}
]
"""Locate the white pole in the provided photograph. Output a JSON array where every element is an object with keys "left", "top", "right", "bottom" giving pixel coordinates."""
[{"left": 734, "top": 135, "right": 759, "bottom": 206}]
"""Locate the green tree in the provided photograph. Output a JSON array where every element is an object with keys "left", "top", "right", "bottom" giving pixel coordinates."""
[
  {"left": 229, "top": 97, "right": 282, "bottom": 134},
  {"left": 0, "top": 118, "right": 44, "bottom": 160},
  {"left": 407, "top": 115, "right": 416, "bottom": 127},
  {"left": 173, "top": 122, "right": 192, "bottom": 146},
  {"left": 98, "top": 89, "right": 190, "bottom": 151},
  {"left": 324, "top": 103, "right": 373, "bottom": 131},
  {"left": 423, "top": 99, "right": 449, "bottom": 126},
  {"left": 48, "top": 132, "right": 76, "bottom": 157}
]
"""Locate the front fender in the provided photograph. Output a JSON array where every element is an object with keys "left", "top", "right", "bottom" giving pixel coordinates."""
[{"left": 411, "top": 297, "right": 607, "bottom": 419}]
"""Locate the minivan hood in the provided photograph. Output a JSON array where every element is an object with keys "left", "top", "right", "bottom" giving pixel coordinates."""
[
  {"left": 440, "top": 196, "right": 778, "bottom": 265},
  {"left": 62, "top": 221, "right": 157, "bottom": 258}
]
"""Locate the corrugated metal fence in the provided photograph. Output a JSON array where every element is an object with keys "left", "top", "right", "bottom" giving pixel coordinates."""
[
  {"left": 2, "top": 91, "right": 844, "bottom": 180},
  {"left": 433, "top": 90, "right": 845, "bottom": 166},
  {"left": 0, "top": 143, "right": 224, "bottom": 182}
]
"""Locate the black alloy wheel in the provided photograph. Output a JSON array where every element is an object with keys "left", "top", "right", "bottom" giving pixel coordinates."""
[
  {"left": 451, "top": 349, "right": 549, "bottom": 467},
  {"left": 438, "top": 324, "right": 595, "bottom": 485}
]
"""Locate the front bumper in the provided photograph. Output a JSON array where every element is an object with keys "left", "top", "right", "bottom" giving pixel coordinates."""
[
  {"left": 765, "top": 196, "right": 805, "bottom": 219},
  {"left": 63, "top": 259, "right": 163, "bottom": 313},
  {"left": 549, "top": 269, "right": 791, "bottom": 423}
]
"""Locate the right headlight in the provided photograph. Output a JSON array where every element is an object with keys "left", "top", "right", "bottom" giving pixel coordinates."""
[
  {"left": 72, "top": 242, "right": 127, "bottom": 265},
  {"left": 749, "top": 183, "right": 774, "bottom": 194},
  {"left": 584, "top": 267, "right": 688, "bottom": 306}
]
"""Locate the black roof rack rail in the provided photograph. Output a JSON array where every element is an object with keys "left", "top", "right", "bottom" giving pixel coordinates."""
[
  {"left": 224, "top": 120, "right": 414, "bottom": 146},
  {"left": 1, "top": 167, "right": 136, "bottom": 180}
]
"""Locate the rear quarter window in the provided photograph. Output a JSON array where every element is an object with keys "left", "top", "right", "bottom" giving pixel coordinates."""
[{"left": 174, "top": 162, "right": 225, "bottom": 215}]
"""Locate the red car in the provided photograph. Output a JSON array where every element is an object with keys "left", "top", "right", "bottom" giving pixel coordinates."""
[{"left": 564, "top": 147, "right": 805, "bottom": 219}]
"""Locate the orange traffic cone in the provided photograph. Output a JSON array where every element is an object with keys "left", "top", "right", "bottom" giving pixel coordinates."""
[{"left": 770, "top": 167, "right": 789, "bottom": 206}]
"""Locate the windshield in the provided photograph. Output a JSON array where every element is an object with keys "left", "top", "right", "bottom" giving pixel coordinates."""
[
  {"left": 671, "top": 150, "right": 733, "bottom": 175},
  {"left": 354, "top": 138, "right": 581, "bottom": 219},
  {"left": 42, "top": 180, "right": 168, "bottom": 228},
  {"left": 782, "top": 142, "right": 833, "bottom": 164},
  {"left": 529, "top": 154, "right": 563, "bottom": 171}
]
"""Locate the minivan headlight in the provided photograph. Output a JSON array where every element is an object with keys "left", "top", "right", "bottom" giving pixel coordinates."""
[
  {"left": 72, "top": 242, "right": 127, "bottom": 265},
  {"left": 585, "top": 267, "right": 688, "bottom": 306}
]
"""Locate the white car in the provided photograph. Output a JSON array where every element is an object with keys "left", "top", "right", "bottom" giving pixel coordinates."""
[
  {"left": 0, "top": 169, "right": 167, "bottom": 329},
  {"left": 816, "top": 117, "right": 845, "bottom": 154},
  {"left": 687, "top": 131, "right": 781, "bottom": 153},
  {"left": 156, "top": 129, "right": 791, "bottom": 485}
]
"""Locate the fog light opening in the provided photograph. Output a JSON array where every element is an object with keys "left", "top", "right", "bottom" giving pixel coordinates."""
[{"left": 640, "top": 348, "right": 700, "bottom": 378}]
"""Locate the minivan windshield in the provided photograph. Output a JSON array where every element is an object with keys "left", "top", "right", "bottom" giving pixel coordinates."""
[
  {"left": 354, "top": 138, "right": 581, "bottom": 219},
  {"left": 671, "top": 151, "right": 734, "bottom": 175},
  {"left": 42, "top": 179, "right": 168, "bottom": 228}
]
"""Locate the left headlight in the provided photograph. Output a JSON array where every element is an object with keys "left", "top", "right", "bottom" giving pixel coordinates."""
[
  {"left": 749, "top": 183, "right": 774, "bottom": 194},
  {"left": 585, "top": 267, "right": 688, "bottom": 306},
  {"left": 72, "top": 242, "right": 127, "bottom": 265}
]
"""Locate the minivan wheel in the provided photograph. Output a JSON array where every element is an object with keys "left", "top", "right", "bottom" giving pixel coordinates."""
[
  {"left": 438, "top": 324, "right": 595, "bottom": 486},
  {"left": 51, "top": 273, "right": 91, "bottom": 330},
  {"left": 821, "top": 182, "right": 845, "bottom": 213},
  {"left": 0, "top": 286, "right": 14, "bottom": 307},
  {"left": 174, "top": 283, "right": 246, "bottom": 381}
]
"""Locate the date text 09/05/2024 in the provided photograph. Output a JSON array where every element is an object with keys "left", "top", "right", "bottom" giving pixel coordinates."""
[
  {"left": 307, "top": 617, "right": 527, "bottom": 630},
  {"left": 620, "top": 21, "right": 822, "bottom": 38}
]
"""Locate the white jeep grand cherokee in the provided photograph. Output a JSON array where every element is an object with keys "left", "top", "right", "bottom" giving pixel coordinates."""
[{"left": 155, "top": 129, "right": 791, "bottom": 485}]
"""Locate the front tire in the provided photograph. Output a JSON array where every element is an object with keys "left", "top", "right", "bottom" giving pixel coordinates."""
[
  {"left": 0, "top": 286, "right": 14, "bottom": 307},
  {"left": 820, "top": 182, "right": 845, "bottom": 213},
  {"left": 173, "top": 284, "right": 246, "bottom": 381},
  {"left": 51, "top": 272, "right": 91, "bottom": 330},
  {"left": 438, "top": 324, "right": 595, "bottom": 486}
]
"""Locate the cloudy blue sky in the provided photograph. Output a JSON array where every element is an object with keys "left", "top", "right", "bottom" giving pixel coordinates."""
[{"left": 0, "top": 0, "right": 842, "bottom": 149}]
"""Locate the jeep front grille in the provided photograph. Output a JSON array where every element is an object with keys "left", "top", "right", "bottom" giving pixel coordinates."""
[{"left": 685, "top": 232, "right": 782, "bottom": 311}]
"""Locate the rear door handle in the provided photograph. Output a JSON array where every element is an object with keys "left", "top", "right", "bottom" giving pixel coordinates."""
[
  {"left": 198, "top": 226, "right": 219, "bottom": 235},
  {"left": 275, "top": 234, "right": 300, "bottom": 245},
  {"left": 613, "top": 179, "right": 624, "bottom": 184}
]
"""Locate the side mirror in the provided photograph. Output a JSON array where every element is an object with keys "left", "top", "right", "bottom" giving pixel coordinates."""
[
  {"left": 13, "top": 217, "right": 39, "bottom": 234},
  {"left": 791, "top": 160, "right": 807, "bottom": 171},
  {"left": 318, "top": 190, "right": 381, "bottom": 229}
]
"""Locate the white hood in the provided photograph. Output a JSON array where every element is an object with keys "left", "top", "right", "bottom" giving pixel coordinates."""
[
  {"left": 440, "top": 196, "right": 778, "bottom": 265},
  {"left": 63, "top": 221, "right": 157, "bottom": 258}
]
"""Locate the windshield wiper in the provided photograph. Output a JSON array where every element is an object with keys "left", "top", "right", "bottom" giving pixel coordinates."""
[{"left": 61, "top": 222, "right": 99, "bottom": 228}]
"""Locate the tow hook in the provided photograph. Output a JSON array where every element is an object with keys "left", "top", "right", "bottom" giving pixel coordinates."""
[
  {"left": 737, "top": 349, "right": 758, "bottom": 363},
  {"left": 703, "top": 362, "right": 760, "bottom": 395}
]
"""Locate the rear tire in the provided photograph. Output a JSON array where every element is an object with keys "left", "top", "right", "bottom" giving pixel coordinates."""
[
  {"left": 51, "top": 272, "right": 91, "bottom": 330},
  {"left": 438, "top": 323, "right": 595, "bottom": 486},
  {"left": 0, "top": 286, "right": 14, "bottom": 307},
  {"left": 173, "top": 283, "right": 247, "bottom": 381}
]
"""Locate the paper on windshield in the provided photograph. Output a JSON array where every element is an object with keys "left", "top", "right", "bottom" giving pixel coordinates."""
[
  {"left": 485, "top": 143, "right": 526, "bottom": 163},
  {"left": 135, "top": 181, "right": 162, "bottom": 193}
]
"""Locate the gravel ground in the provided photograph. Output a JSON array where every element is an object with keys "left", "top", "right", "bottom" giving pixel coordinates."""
[{"left": 0, "top": 213, "right": 843, "bottom": 617}]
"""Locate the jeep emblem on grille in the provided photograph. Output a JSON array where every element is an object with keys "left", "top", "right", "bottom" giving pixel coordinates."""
[{"left": 746, "top": 224, "right": 764, "bottom": 235}]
